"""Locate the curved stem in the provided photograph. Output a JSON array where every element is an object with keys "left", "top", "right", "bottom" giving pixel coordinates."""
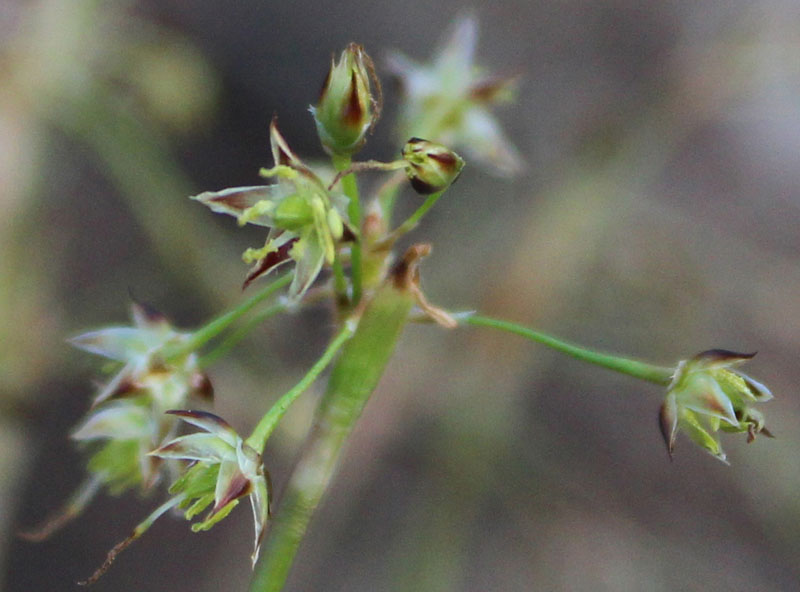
[
  {"left": 245, "top": 323, "right": 356, "bottom": 453},
  {"left": 464, "top": 315, "right": 674, "bottom": 385}
]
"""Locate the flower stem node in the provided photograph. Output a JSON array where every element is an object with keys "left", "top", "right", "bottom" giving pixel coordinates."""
[
  {"left": 659, "top": 350, "right": 774, "bottom": 464},
  {"left": 401, "top": 138, "right": 464, "bottom": 195},
  {"left": 311, "top": 43, "right": 381, "bottom": 156},
  {"left": 391, "top": 244, "right": 457, "bottom": 328}
]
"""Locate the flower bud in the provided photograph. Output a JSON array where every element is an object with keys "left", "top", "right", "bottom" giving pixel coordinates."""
[
  {"left": 311, "top": 43, "right": 379, "bottom": 155},
  {"left": 402, "top": 138, "right": 465, "bottom": 194}
]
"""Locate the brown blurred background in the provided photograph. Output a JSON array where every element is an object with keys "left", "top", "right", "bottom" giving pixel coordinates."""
[{"left": 3, "top": 1, "right": 800, "bottom": 590}]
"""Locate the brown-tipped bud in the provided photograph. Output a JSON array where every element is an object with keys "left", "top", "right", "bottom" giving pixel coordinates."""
[
  {"left": 401, "top": 138, "right": 465, "bottom": 194},
  {"left": 312, "top": 43, "right": 380, "bottom": 156}
]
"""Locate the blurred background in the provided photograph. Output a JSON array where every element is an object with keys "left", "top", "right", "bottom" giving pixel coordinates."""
[{"left": 3, "top": 0, "right": 800, "bottom": 590}]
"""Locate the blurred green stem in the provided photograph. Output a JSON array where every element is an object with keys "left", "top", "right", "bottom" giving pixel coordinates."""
[
  {"left": 333, "top": 154, "right": 362, "bottom": 305},
  {"left": 198, "top": 303, "right": 286, "bottom": 368},
  {"left": 249, "top": 280, "right": 415, "bottom": 592},
  {"left": 46, "top": 82, "right": 240, "bottom": 303},
  {"left": 165, "top": 274, "right": 291, "bottom": 361},
  {"left": 465, "top": 315, "right": 674, "bottom": 385},
  {"left": 378, "top": 189, "right": 445, "bottom": 249}
]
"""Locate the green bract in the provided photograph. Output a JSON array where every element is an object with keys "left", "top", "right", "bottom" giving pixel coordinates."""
[
  {"left": 192, "top": 118, "right": 349, "bottom": 303},
  {"left": 659, "top": 349, "right": 773, "bottom": 463}
]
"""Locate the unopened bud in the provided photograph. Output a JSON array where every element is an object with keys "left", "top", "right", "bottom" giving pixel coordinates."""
[
  {"left": 402, "top": 138, "right": 465, "bottom": 194},
  {"left": 312, "top": 43, "right": 379, "bottom": 155}
]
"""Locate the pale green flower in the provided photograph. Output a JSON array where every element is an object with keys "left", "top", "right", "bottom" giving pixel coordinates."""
[
  {"left": 659, "top": 349, "right": 773, "bottom": 463},
  {"left": 387, "top": 16, "right": 522, "bottom": 176},
  {"left": 69, "top": 301, "right": 210, "bottom": 410},
  {"left": 150, "top": 410, "right": 270, "bottom": 565},
  {"left": 192, "top": 118, "right": 349, "bottom": 302},
  {"left": 19, "top": 304, "right": 211, "bottom": 542},
  {"left": 69, "top": 302, "right": 212, "bottom": 491}
]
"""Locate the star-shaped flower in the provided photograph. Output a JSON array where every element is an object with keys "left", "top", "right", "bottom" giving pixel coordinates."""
[
  {"left": 659, "top": 349, "right": 774, "bottom": 463},
  {"left": 75, "top": 410, "right": 271, "bottom": 585},
  {"left": 150, "top": 410, "right": 270, "bottom": 565},
  {"left": 387, "top": 15, "right": 523, "bottom": 176},
  {"left": 192, "top": 118, "right": 349, "bottom": 302},
  {"left": 69, "top": 301, "right": 211, "bottom": 410},
  {"left": 19, "top": 304, "right": 212, "bottom": 542}
]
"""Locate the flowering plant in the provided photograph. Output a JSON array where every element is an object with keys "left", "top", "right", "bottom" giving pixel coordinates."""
[{"left": 23, "top": 16, "right": 774, "bottom": 592}]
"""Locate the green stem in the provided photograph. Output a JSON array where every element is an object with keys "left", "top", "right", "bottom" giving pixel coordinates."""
[
  {"left": 331, "top": 253, "right": 349, "bottom": 305},
  {"left": 249, "top": 280, "right": 415, "bottom": 592},
  {"left": 464, "top": 315, "right": 674, "bottom": 385},
  {"left": 165, "top": 274, "right": 291, "bottom": 361},
  {"left": 333, "top": 154, "right": 362, "bottom": 305},
  {"left": 198, "top": 303, "right": 286, "bottom": 368},
  {"left": 47, "top": 82, "right": 241, "bottom": 304},
  {"left": 246, "top": 323, "right": 356, "bottom": 452},
  {"left": 379, "top": 189, "right": 445, "bottom": 248}
]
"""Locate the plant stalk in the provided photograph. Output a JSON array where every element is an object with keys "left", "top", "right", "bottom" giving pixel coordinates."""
[
  {"left": 248, "top": 280, "right": 415, "bottom": 592},
  {"left": 464, "top": 315, "right": 674, "bottom": 385},
  {"left": 333, "top": 154, "right": 363, "bottom": 305},
  {"left": 165, "top": 274, "right": 291, "bottom": 361},
  {"left": 246, "top": 323, "right": 356, "bottom": 453}
]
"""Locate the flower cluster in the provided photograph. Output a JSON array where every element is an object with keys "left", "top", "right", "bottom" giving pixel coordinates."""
[{"left": 69, "top": 302, "right": 212, "bottom": 493}]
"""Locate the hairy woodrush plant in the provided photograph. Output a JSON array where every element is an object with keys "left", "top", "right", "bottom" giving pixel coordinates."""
[{"left": 23, "top": 16, "right": 775, "bottom": 591}]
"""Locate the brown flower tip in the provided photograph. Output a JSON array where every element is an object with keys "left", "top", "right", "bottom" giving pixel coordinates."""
[
  {"left": 390, "top": 243, "right": 431, "bottom": 291},
  {"left": 242, "top": 238, "right": 297, "bottom": 290},
  {"left": 191, "top": 372, "right": 214, "bottom": 400}
]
